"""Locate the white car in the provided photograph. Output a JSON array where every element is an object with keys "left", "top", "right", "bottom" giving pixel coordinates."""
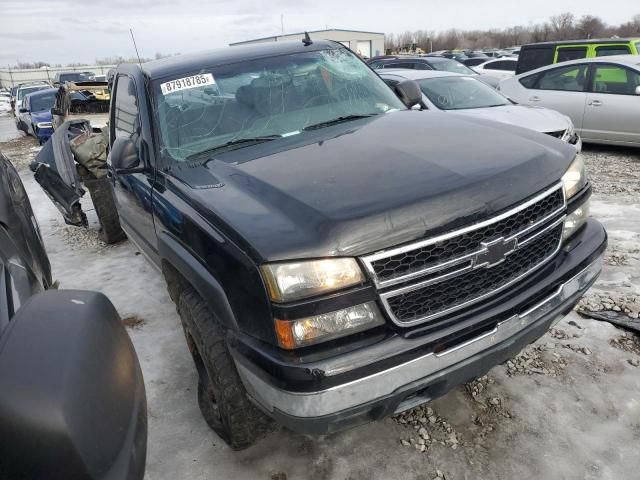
[
  {"left": 473, "top": 58, "right": 518, "bottom": 79},
  {"left": 379, "top": 69, "right": 581, "bottom": 151},
  {"left": 498, "top": 55, "right": 640, "bottom": 147},
  {"left": 13, "top": 83, "right": 49, "bottom": 118}
]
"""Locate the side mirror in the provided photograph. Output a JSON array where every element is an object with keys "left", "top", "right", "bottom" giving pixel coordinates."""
[
  {"left": 110, "top": 136, "right": 141, "bottom": 174},
  {"left": 635, "top": 86, "right": 640, "bottom": 95},
  {"left": 0, "top": 290, "right": 147, "bottom": 480},
  {"left": 19, "top": 107, "right": 28, "bottom": 113},
  {"left": 395, "top": 79, "right": 423, "bottom": 108},
  {"left": 51, "top": 107, "right": 64, "bottom": 116}
]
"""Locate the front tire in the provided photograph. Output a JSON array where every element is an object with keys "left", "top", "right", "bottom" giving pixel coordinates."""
[{"left": 175, "top": 286, "right": 273, "bottom": 450}]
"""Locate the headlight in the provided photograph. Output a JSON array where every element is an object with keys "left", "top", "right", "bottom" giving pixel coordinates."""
[
  {"left": 563, "top": 200, "right": 589, "bottom": 240},
  {"left": 261, "top": 258, "right": 364, "bottom": 303},
  {"left": 561, "top": 120, "right": 575, "bottom": 142},
  {"left": 274, "top": 301, "right": 385, "bottom": 349},
  {"left": 561, "top": 156, "right": 586, "bottom": 199},
  {"left": 36, "top": 122, "right": 52, "bottom": 129}
]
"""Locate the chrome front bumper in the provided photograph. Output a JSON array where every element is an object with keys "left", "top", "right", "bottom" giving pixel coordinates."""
[{"left": 237, "top": 253, "right": 602, "bottom": 421}]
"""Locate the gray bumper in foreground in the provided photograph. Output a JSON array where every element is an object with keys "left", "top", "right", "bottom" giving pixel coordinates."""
[{"left": 237, "top": 254, "right": 603, "bottom": 433}]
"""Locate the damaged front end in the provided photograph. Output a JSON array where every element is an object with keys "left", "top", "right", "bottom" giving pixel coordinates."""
[
  {"left": 31, "top": 118, "right": 117, "bottom": 236},
  {"left": 31, "top": 120, "right": 94, "bottom": 226},
  {"left": 31, "top": 79, "right": 125, "bottom": 244}
]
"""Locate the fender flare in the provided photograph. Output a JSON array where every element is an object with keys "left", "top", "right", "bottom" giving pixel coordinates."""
[{"left": 157, "top": 232, "right": 238, "bottom": 331}]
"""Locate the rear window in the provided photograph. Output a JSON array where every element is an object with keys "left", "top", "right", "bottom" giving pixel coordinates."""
[
  {"left": 636, "top": 41, "right": 640, "bottom": 53},
  {"left": 516, "top": 47, "right": 554, "bottom": 74},
  {"left": 487, "top": 60, "right": 516, "bottom": 71},
  {"left": 595, "top": 45, "right": 631, "bottom": 57},
  {"left": 556, "top": 47, "right": 588, "bottom": 63},
  {"left": 425, "top": 57, "right": 476, "bottom": 75},
  {"left": 386, "top": 62, "right": 417, "bottom": 69},
  {"left": 59, "top": 73, "right": 91, "bottom": 83}
]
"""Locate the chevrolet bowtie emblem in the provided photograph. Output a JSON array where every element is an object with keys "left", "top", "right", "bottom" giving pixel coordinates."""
[{"left": 474, "top": 237, "right": 518, "bottom": 268}]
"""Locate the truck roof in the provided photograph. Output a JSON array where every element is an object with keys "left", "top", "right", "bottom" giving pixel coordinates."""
[
  {"left": 522, "top": 38, "right": 640, "bottom": 48},
  {"left": 140, "top": 40, "right": 340, "bottom": 80}
]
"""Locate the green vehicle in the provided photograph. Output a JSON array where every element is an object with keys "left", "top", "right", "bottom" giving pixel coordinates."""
[{"left": 516, "top": 38, "right": 640, "bottom": 74}]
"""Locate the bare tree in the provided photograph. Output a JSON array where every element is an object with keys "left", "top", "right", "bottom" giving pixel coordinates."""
[
  {"left": 618, "top": 14, "right": 640, "bottom": 36},
  {"left": 549, "top": 12, "right": 575, "bottom": 40},
  {"left": 384, "top": 12, "right": 638, "bottom": 53},
  {"left": 576, "top": 15, "right": 606, "bottom": 39}
]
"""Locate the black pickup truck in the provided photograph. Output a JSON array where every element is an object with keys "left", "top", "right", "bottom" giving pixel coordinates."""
[{"left": 35, "top": 39, "right": 605, "bottom": 450}]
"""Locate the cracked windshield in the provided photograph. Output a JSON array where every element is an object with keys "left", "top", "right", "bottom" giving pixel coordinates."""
[{"left": 153, "top": 47, "right": 404, "bottom": 162}]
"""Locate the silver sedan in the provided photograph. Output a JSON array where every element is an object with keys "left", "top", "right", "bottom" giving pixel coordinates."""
[
  {"left": 498, "top": 55, "right": 640, "bottom": 147},
  {"left": 378, "top": 69, "right": 581, "bottom": 151}
]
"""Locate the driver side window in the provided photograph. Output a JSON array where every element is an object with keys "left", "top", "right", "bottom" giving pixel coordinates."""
[{"left": 113, "top": 76, "right": 139, "bottom": 140}]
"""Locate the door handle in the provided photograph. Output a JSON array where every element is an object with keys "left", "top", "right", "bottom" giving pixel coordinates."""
[
  {"left": 588, "top": 100, "right": 602, "bottom": 107},
  {"left": 529, "top": 96, "right": 541, "bottom": 102}
]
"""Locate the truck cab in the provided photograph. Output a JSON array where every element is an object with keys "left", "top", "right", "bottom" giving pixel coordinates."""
[{"left": 41, "top": 40, "right": 607, "bottom": 450}]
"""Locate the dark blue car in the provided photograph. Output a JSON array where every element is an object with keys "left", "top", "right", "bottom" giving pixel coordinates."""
[{"left": 18, "top": 88, "right": 57, "bottom": 144}]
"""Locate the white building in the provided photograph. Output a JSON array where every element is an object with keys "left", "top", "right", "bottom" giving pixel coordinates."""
[{"left": 229, "top": 29, "right": 385, "bottom": 58}]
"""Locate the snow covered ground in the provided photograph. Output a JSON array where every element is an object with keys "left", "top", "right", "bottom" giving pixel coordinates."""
[{"left": 1, "top": 114, "right": 639, "bottom": 480}]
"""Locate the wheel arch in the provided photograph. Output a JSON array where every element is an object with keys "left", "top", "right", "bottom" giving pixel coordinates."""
[{"left": 158, "top": 232, "right": 238, "bottom": 331}]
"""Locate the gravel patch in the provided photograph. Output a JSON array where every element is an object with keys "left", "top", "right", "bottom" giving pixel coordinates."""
[
  {"left": 504, "top": 342, "right": 569, "bottom": 377},
  {"left": 1, "top": 134, "right": 39, "bottom": 171},
  {"left": 55, "top": 224, "right": 105, "bottom": 250},
  {"left": 394, "top": 404, "right": 467, "bottom": 452},
  {"left": 122, "top": 315, "right": 147, "bottom": 330},
  {"left": 581, "top": 146, "right": 640, "bottom": 196},
  {"left": 609, "top": 332, "right": 640, "bottom": 356},
  {"left": 578, "top": 293, "right": 640, "bottom": 319}
]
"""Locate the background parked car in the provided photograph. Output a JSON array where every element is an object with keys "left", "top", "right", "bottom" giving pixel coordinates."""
[
  {"left": 17, "top": 88, "right": 57, "bottom": 144},
  {"left": 436, "top": 51, "right": 470, "bottom": 61},
  {"left": 483, "top": 49, "right": 511, "bottom": 58},
  {"left": 516, "top": 38, "right": 640, "bottom": 74},
  {"left": 379, "top": 69, "right": 581, "bottom": 151},
  {"left": 463, "top": 57, "right": 490, "bottom": 68},
  {"left": 473, "top": 58, "right": 518, "bottom": 79},
  {"left": 368, "top": 55, "right": 501, "bottom": 87},
  {"left": 464, "top": 51, "right": 490, "bottom": 59},
  {"left": 13, "top": 83, "right": 49, "bottom": 117},
  {"left": 499, "top": 55, "right": 640, "bottom": 147},
  {"left": 52, "top": 71, "right": 93, "bottom": 86}
]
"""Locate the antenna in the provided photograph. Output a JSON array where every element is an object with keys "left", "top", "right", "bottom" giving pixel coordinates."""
[
  {"left": 130, "top": 28, "right": 143, "bottom": 67},
  {"left": 302, "top": 31, "right": 313, "bottom": 46}
]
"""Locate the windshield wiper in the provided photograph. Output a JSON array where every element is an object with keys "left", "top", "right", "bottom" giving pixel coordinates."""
[
  {"left": 185, "top": 135, "right": 282, "bottom": 163},
  {"left": 303, "top": 114, "right": 378, "bottom": 131}
]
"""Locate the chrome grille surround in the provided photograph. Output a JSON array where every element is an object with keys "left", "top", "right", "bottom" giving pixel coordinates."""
[{"left": 361, "top": 183, "right": 566, "bottom": 327}]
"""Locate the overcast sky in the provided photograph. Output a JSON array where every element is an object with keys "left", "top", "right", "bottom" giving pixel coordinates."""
[{"left": 0, "top": 0, "right": 636, "bottom": 65}]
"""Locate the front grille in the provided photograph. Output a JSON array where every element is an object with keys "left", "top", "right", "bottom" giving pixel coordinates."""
[
  {"left": 368, "top": 187, "right": 564, "bottom": 285},
  {"left": 384, "top": 224, "right": 562, "bottom": 323},
  {"left": 361, "top": 183, "right": 566, "bottom": 327}
]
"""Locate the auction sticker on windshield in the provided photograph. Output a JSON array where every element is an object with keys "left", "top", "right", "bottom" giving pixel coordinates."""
[{"left": 160, "top": 74, "right": 215, "bottom": 95}]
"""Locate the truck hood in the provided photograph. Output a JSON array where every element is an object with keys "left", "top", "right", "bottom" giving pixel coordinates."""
[
  {"left": 30, "top": 110, "right": 53, "bottom": 123},
  {"left": 177, "top": 110, "right": 575, "bottom": 262},
  {"left": 449, "top": 105, "right": 569, "bottom": 134}
]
